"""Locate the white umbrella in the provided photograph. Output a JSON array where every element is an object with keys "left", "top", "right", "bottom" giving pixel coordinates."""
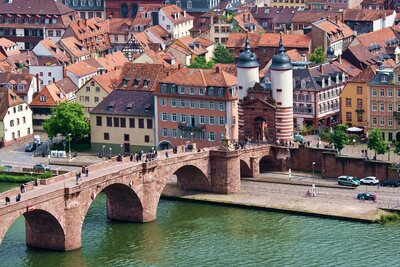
[{"left": 347, "top": 127, "right": 363, "bottom": 132}]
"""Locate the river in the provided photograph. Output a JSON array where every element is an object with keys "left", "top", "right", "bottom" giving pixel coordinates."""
[{"left": 1, "top": 189, "right": 400, "bottom": 266}]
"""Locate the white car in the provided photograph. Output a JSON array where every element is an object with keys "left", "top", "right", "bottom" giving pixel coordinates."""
[{"left": 360, "top": 176, "right": 379, "bottom": 185}]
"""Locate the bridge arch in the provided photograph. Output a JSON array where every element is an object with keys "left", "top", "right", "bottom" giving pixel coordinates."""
[
  {"left": 259, "top": 149, "right": 280, "bottom": 173},
  {"left": 1, "top": 209, "right": 66, "bottom": 251},
  {"left": 240, "top": 160, "right": 252, "bottom": 177},
  {"left": 174, "top": 165, "right": 211, "bottom": 192},
  {"left": 82, "top": 182, "right": 144, "bottom": 224}
]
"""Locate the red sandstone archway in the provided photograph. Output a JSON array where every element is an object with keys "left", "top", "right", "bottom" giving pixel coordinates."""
[
  {"left": 259, "top": 155, "right": 281, "bottom": 173},
  {"left": 240, "top": 160, "right": 252, "bottom": 178},
  {"left": 1, "top": 209, "right": 66, "bottom": 251},
  {"left": 174, "top": 165, "right": 211, "bottom": 192}
]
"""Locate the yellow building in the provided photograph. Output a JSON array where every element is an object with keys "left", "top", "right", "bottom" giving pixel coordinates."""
[
  {"left": 76, "top": 70, "right": 120, "bottom": 118},
  {"left": 90, "top": 90, "right": 155, "bottom": 154},
  {"left": 270, "top": 0, "right": 305, "bottom": 9},
  {"left": 340, "top": 67, "right": 374, "bottom": 127}
]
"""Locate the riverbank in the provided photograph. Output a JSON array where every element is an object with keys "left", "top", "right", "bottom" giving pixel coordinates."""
[{"left": 161, "top": 181, "right": 389, "bottom": 223}]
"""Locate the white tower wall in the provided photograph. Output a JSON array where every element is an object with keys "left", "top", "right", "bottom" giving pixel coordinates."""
[
  {"left": 237, "top": 67, "right": 260, "bottom": 100},
  {"left": 271, "top": 69, "right": 293, "bottom": 107}
]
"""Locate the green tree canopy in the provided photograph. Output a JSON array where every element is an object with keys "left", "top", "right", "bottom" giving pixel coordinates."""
[
  {"left": 367, "top": 128, "right": 388, "bottom": 159},
  {"left": 309, "top": 47, "right": 326, "bottom": 64},
  {"left": 329, "top": 124, "right": 349, "bottom": 154},
  {"left": 213, "top": 44, "right": 235, "bottom": 64},
  {"left": 43, "top": 102, "right": 89, "bottom": 141},
  {"left": 187, "top": 55, "right": 215, "bottom": 69}
]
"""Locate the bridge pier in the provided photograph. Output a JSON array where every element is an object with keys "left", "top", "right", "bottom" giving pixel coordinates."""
[
  {"left": 250, "top": 157, "right": 260, "bottom": 178},
  {"left": 210, "top": 150, "right": 241, "bottom": 194}
]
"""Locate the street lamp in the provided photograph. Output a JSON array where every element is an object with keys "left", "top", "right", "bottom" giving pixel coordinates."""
[
  {"left": 109, "top": 147, "right": 112, "bottom": 158},
  {"left": 312, "top": 162, "right": 316, "bottom": 185},
  {"left": 67, "top": 133, "right": 71, "bottom": 160},
  {"left": 388, "top": 145, "right": 391, "bottom": 162},
  {"left": 120, "top": 144, "right": 123, "bottom": 155},
  {"left": 102, "top": 145, "right": 105, "bottom": 160}
]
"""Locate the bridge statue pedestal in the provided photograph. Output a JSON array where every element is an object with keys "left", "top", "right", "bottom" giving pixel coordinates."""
[{"left": 210, "top": 148, "right": 241, "bottom": 194}]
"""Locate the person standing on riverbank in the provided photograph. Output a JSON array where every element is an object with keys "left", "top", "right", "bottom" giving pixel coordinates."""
[
  {"left": 16, "top": 194, "right": 21, "bottom": 202},
  {"left": 5, "top": 196, "right": 10, "bottom": 205},
  {"left": 20, "top": 183, "right": 25, "bottom": 193}
]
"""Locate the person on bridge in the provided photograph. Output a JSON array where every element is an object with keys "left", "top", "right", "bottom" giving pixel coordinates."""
[
  {"left": 16, "top": 194, "right": 21, "bottom": 202},
  {"left": 85, "top": 168, "right": 89, "bottom": 177},
  {"left": 5, "top": 196, "right": 10, "bottom": 205},
  {"left": 20, "top": 183, "right": 25, "bottom": 193},
  {"left": 76, "top": 172, "right": 79, "bottom": 185},
  {"left": 165, "top": 150, "right": 169, "bottom": 158}
]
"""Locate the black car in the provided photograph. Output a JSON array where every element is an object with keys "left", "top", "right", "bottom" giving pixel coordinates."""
[
  {"left": 380, "top": 180, "right": 400, "bottom": 187},
  {"left": 25, "top": 142, "right": 36, "bottom": 152},
  {"left": 357, "top": 193, "right": 377, "bottom": 201}
]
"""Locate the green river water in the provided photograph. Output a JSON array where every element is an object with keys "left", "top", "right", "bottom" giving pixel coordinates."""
[{"left": 1, "top": 184, "right": 400, "bottom": 267}]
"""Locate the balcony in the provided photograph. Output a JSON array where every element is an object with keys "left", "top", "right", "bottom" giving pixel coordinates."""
[
  {"left": 394, "top": 111, "right": 400, "bottom": 118},
  {"left": 178, "top": 123, "right": 205, "bottom": 132}
]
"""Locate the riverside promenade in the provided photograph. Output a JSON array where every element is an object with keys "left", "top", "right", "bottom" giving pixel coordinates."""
[{"left": 162, "top": 172, "right": 398, "bottom": 223}]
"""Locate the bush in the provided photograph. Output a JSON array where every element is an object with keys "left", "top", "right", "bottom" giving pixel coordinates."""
[
  {"left": 319, "top": 129, "right": 330, "bottom": 142},
  {"left": 39, "top": 171, "right": 53, "bottom": 179},
  {"left": 0, "top": 174, "right": 36, "bottom": 183},
  {"left": 380, "top": 213, "right": 399, "bottom": 224}
]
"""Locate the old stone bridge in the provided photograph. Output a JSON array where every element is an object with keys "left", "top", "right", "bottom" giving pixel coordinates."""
[{"left": 0, "top": 145, "right": 290, "bottom": 251}]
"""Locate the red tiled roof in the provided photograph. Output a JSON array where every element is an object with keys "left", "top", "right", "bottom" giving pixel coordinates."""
[
  {"left": 258, "top": 33, "right": 311, "bottom": 48},
  {"left": 160, "top": 5, "right": 194, "bottom": 24},
  {"left": 344, "top": 9, "right": 395, "bottom": 22},
  {"left": 160, "top": 68, "right": 237, "bottom": 87},
  {"left": 0, "top": 88, "right": 25, "bottom": 120},
  {"left": 313, "top": 19, "right": 354, "bottom": 43}
]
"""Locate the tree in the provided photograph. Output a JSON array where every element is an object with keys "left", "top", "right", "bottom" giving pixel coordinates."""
[
  {"left": 395, "top": 141, "right": 400, "bottom": 155},
  {"left": 213, "top": 44, "right": 235, "bottom": 64},
  {"left": 187, "top": 55, "right": 215, "bottom": 69},
  {"left": 367, "top": 128, "right": 388, "bottom": 160},
  {"left": 43, "top": 102, "right": 89, "bottom": 141},
  {"left": 329, "top": 124, "right": 349, "bottom": 154},
  {"left": 309, "top": 47, "right": 326, "bottom": 64}
]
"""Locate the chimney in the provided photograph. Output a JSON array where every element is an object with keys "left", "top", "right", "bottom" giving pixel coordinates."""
[
  {"left": 319, "top": 64, "right": 323, "bottom": 73},
  {"left": 178, "top": 63, "right": 181, "bottom": 70},
  {"left": 335, "top": 15, "right": 338, "bottom": 24},
  {"left": 35, "top": 73, "right": 40, "bottom": 91},
  {"left": 183, "top": 10, "right": 186, "bottom": 17},
  {"left": 247, "top": 13, "right": 250, "bottom": 21},
  {"left": 338, "top": 54, "right": 342, "bottom": 64},
  {"left": 216, "top": 66, "right": 220, "bottom": 73},
  {"left": 341, "top": 12, "right": 344, "bottom": 22},
  {"left": 301, "top": 54, "right": 306, "bottom": 62},
  {"left": 243, "top": 14, "right": 246, "bottom": 22}
]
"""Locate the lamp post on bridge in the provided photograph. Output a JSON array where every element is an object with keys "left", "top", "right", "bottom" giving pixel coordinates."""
[
  {"left": 109, "top": 147, "right": 112, "bottom": 159},
  {"left": 120, "top": 144, "right": 123, "bottom": 156},
  {"left": 102, "top": 145, "right": 105, "bottom": 160},
  {"left": 67, "top": 133, "right": 71, "bottom": 162}
]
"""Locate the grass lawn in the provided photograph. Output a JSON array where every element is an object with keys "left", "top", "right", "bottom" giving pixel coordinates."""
[{"left": 51, "top": 138, "right": 91, "bottom": 152}]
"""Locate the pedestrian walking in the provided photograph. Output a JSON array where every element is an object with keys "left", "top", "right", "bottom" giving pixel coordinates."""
[
  {"left": 16, "top": 194, "right": 21, "bottom": 202},
  {"left": 20, "top": 183, "right": 25, "bottom": 193},
  {"left": 165, "top": 150, "right": 169, "bottom": 158},
  {"left": 78, "top": 171, "right": 81, "bottom": 181},
  {"left": 76, "top": 172, "right": 79, "bottom": 185},
  {"left": 34, "top": 179, "right": 38, "bottom": 187},
  {"left": 85, "top": 168, "right": 89, "bottom": 177},
  {"left": 5, "top": 196, "right": 10, "bottom": 205},
  {"left": 82, "top": 166, "right": 86, "bottom": 174},
  {"left": 130, "top": 153, "right": 133, "bottom": 162}
]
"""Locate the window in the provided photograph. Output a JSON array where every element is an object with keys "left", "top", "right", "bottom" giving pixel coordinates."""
[
  {"left": 139, "top": 119, "right": 144, "bottom": 128},
  {"left": 85, "top": 96, "right": 89, "bottom": 102},
  {"left": 180, "top": 99, "right": 185, "bottom": 108},
  {"left": 199, "top": 100, "right": 205, "bottom": 109},
  {"left": 106, "top": 117, "right": 112, "bottom": 127},
  {"left": 346, "top": 112, "right": 352, "bottom": 121},
  {"left": 388, "top": 103, "right": 393, "bottom": 112},
  {"left": 190, "top": 100, "right": 195, "bottom": 108},
  {"left": 200, "top": 115, "right": 205, "bottom": 124},
  {"left": 380, "top": 103, "right": 384, "bottom": 112},
  {"left": 161, "top": 128, "right": 168, "bottom": 137},
  {"left": 189, "top": 87, "right": 194, "bottom": 95},
  {"left": 209, "top": 101, "right": 214, "bottom": 110},
  {"left": 94, "top": 97, "right": 99, "bottom": 103},
  {"left": 172, "top": 113, "right": 177, "bottom": 122},
  {"left": 22, "top": 117, "right": 26, "bottom": 123},
  {"left": 147, "top": 119, "right": 153, "bottom": 129},
  {"left": 170, "top": 99, "right": 176, "bottom": 107},
  {"left": 372, "top": 102, "right": 377, "bottom": 111},
  {"left": 209, "top": 132, "right": 216, "bottom": 141},
  {"left": 114, "top": 117, "right": 119, "bottom": 127},
  {"left": 380, "top": 117, "right": 385, "bottom": 126},
  {"left": 346, "top": 98, "right": 351, "bottom": 107},
  {"left": 95, "top": 87, "right": 100, "bottom": 93},
  {"left": 160, "top": 98, "right": 166, "bottom": 106},
  {"left": 199, "top": 88, "right": 204, "bottom": 95},
  {"left": 357, "top": 86, "right": 362, "bottom": 94},
  {"left": 144, "top": 135, "right": 150, "bottom": 143},
  {"left": 389, "top": 117, "right": 393, "bottom": 126},
  {"left": 218, "top": 102, "right": 224, "bottom": 111},
  {"left": 388, "top": 89, "right": 393, "bottom": 97},
  {"left": 129, "top": 118, "right": 135, "bottom": 128},
  {"left": 161, "top": 84, "right": 167, "bottom": 93},
  {"left": 217, "top": 88, "right": 224, "bottom": 97},
  {"left": 96, "top": 116, "right": 102, "bottom": 126},
  {"left": 208, "top": 87, "right": 215, "bottom": 96},
  {"left": 372, "top": 89, "right": 377, "bottom": 97},
  {"left": 357, "top": 99, "right": 363, "bottom": 107},
  {"left": 187, "top": 0, "right": 192, "bottom": 8},
  {"left": 104, "top": 132, "right": 109, "bottom": 140},
  {"left": 357, "top": 113, "right": 363, "bottom": 122},
  {"left": 219, "top": 117, "right": 225, "bottom": 125},
  {"left": 380, "top": 89, "right": 385, "bottom": 97},
  {"left": 179, "top": 87, "right": 185, "bottom": 94},
  {"left": 120, "top": 118, "right": 126, "bottom": 128},
  {"left": 372, "top": 117, "right": 377, "bottom": 125},
  {"left": 209, "top": 116, "right": 215, "bottom": 125},
  {"left": 161, "top": 112, "right": 168, "bottom": 121},
  {"left": 181, "top": 114, "right": 187, "bottom": 123},
  {"left": 10, "top": 120, "right": 14, "bottom": 127}
]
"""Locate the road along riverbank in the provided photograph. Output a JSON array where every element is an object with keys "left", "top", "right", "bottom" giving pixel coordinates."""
[{"left": 161, "top": 180, "right": 391, "bottom": 223}]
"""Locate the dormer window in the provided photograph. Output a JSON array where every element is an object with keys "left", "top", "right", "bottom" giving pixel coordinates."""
[
  {"left": 6, "top": 83, "right": 13, "bottom": 89},
  {"left": 39, "top": 95, "right": 47, "bottom": 102},
  {"left": 176, "top": 0, "right": 181, "bottom": 8},
  {"left": 108, "top": 101, "right": 115, "bottom": 110},
  {"left": 208, "top": 87, "right": 215, "bottom": 96},
  {"left": 161, "top": 83, "right": 167, "bottom": 93},
  {"left": 122, "top": 77, "right": 130, "bottom": 86},
  {"left": 143, "top": 79, "right": 150, "bottom": 87},
  {"left": 126, "top": 102, "right": 133, "bottom": 110},
  {"left": 381, "top": 74, "right": 388, "bottom": 82},
  {"left": 17, "top": 84, "right": 24, "bottom": 91},
  {"left": 144, "top": 103, "right": 151, "bottom": 112},
  {"left": 187, "top": 0, "right": 192, "bottom": 9},
  {"left": 321, "top": 78, "right": 325, "bottom": 88},
  {"left": 328, "top": 76, "right": 331, "bottom": 86},
  {"left": 133, "top": 78, "right": 140, "bottom": 87}
]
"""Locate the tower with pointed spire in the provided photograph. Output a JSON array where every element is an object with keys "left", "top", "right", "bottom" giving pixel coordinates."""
[
  {"left": 236, "top": 32, "right": 260, "bottom": 101},
  {"left": 270, "top": 33, "right": 294, "bottom": 142}
]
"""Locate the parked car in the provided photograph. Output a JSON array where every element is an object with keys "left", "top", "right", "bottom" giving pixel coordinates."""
[
  {"left": 33, "top": 163, "right": 50, "bottom": 171},
  {"left": 25, "top": 142, "right": 37, "bottom": 152},
  {"left": 357, "top": 193, "right": 377, "bottom": 201},
  {"left": 360, "top": 176, "right": 380, "bottom": 185},
  {"left": 380, "top": 180, "right": 400, "bottom": 187},
  {"left": 33, "top": 135, "right": 41, "bottom": 146},
  {"left": 293, "top": 134, "right": 304, "bottom": 142},
  {"left": 338, "top": 176, "right": 360, "bottom": 186}
]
